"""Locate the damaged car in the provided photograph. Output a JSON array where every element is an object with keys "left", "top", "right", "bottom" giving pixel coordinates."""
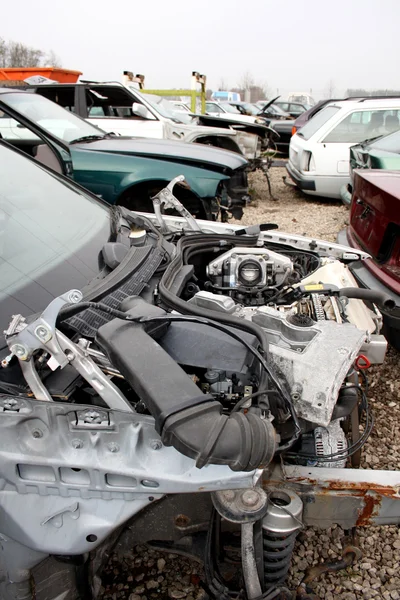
[
  {"left": 338, "top": 169, "right": 400, "bottom": 350},
  {"left": 0, "top": 89, "right": 251, "bottom": 220},
  {"left": 25, "top": 81, "right": 264, "bottom": 163},
  {"left": 0, "top": 141, "right": 398, "bottom": 600}
]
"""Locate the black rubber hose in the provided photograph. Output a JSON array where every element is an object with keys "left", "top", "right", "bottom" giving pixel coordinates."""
[
  {"left": 162, "top": 403, "right": 277, "bottom": 471},
  {"left": 96, "top": 318, "right": 276, "bottom": 471},
  {"left": 338, "top": 287, "right": 396, "bottom": 310}
]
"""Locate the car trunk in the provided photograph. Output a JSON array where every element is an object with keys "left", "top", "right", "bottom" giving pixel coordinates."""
[{"left": 348, "top": 170, "right": 400, "bottom": 293}]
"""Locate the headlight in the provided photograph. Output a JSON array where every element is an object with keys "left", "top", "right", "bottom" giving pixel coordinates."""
[{"left": 236, "top": 132, "right": 259, "bottom": 159}]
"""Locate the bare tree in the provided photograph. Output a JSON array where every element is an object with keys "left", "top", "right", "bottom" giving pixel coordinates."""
[
  {"left": 346, "top": 88, "right": 400, "bottom": 97},
  {"left": 43, "top": 50, "right": 62, "bottom": 68},
  {"left": 237, "top": 71, "right": 255, "bottom": 91},
  {"left": 232, "top": 73, "right": 270, "bottom": 103},
  {"left": 324, "top": 79, "right": 336, "bottom": 98},
  {"left": 258, "top": 80, "right": 271, "bottom": 100},
  {"left": 0, "top": 37, "right": 61, "bottom": 68},
  {"left": 218, "top": 78, "right": 228, "bottom": 91},
  {"left": 0, "top": 38, "right": 7, "bottom": 67}
]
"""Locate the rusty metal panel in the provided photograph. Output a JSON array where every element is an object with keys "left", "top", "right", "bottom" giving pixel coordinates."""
[{"left": 263, "top": 464, "right": 400, "bottom": 528}]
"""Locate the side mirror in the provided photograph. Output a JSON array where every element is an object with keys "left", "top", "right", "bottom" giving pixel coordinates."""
[{"left": 132, "top": 103, "right": 150, "bottom": 119}]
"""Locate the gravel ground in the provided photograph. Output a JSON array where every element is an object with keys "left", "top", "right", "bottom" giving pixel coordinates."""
[{"left": 100, "top": 167, "right": 400, "bottom": 600}]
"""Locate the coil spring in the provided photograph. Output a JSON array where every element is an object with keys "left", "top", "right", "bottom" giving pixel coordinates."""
[{"left": 263, "top": 529, "right": 298, "bottom": 584}]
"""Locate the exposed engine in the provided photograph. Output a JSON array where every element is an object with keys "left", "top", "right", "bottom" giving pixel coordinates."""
[{"left": 0, "top": 197, "right": 394, "bottom": 600}]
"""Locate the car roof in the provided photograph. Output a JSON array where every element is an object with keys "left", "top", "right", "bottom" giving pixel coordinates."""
[
  {"left": 0, "top": 87, "right": 25, "bottom": 94},
  {"left": 330, "top": 97, "right": 400, "bottom": 109},
  {"left": 0, "top": 81, "right": 126, "bottom": 91}
]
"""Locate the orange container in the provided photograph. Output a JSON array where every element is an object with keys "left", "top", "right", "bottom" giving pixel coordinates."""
[{"left": 0, "top": 68, "right": 82, "bottom": 83}]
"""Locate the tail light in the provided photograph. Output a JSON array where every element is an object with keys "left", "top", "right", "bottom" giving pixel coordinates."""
[
  {"left": 291, "top": 126, "right": 297, "bottom": 136},
  {"left": 301, "top": 151, "right": 315, "bottom": 172}
]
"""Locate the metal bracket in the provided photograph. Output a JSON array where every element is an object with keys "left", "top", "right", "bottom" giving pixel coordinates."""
[
  {"left": 4, "top": 290, "right": 134, "bottom": 412},
  {"left": 5, "top": 289, "right": 83, "bottom": 368},
  {"left": 74, "top": 408, "right": 112, "bottom": 429},
  {"left": 151, "top": 175, "right": 202, "bottom": 234}
]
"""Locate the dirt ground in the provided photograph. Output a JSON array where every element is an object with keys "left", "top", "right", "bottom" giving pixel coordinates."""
[{"left": 234, "top": 166, "right": 349, "bottom": 242}]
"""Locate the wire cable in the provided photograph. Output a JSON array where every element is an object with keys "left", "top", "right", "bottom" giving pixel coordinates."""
[{"left": 284, "top": 385, "right": 373, "bottom": 463}]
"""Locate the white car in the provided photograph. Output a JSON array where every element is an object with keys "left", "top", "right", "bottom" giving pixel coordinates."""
[
  {"left": 287, "top": 98, "right": 400, "bottom": 199},
  {"left": 170, "top": 101, "right": 191, "bottom": 112},
  {"left": 27, "top": 82, "right": 261, "bottom": 162},
  {"left": 205, "top": 101, "right": 267, "bottom": 125}
]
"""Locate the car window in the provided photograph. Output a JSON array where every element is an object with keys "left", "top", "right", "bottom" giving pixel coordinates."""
[
  {"left": 370, "top": 129, "right": 400, "bottom": 153},
  {"left": 297, "top": 106, "right": 341, "bottom": 140},
  {"left": 278, "top": 103, "right": 289, "bottom": 111},
  {"left": 0, "top": 109, "right": 41, "bottom": 145},
  {"left": 206, "top": 103, "right": 221, "bottom": 113},
  {"left": 89, "top": 106, "right": 106, "bottom": 116},
  {"left": 86, "top": 86, "right": 139, "bottom": 118},
  {"left": 139, "top": 92, "right": 192, "bottom": 123},
  {"left": 323, "top": 109, "right": 400, "bottom": 143},
  {"left": 0, "top": 143, "right": 110, "bottom": 332},
  {"left": 34, "top": 86, "right": 76, "bottom": 113},
  {"left": 1, "top": 92, "right": 106, "bottom": 143}
]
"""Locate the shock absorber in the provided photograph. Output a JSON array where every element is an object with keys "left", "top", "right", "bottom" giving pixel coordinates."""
[{"left": 262, "top": 488, "right": 303, "bottom": 586}]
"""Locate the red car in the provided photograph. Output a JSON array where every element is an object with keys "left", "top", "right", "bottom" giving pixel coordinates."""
[{"left": 338, "top": 170, "right": 400, "bottom": 349}]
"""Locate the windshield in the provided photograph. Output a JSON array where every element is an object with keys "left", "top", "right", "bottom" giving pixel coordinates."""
[
  {"left": 296, "top": 105, "right": 340, "bottom": 141},
  {"left": 125, "top": 86, "right": 193, "bottom": 124},
  {"left": 0, "top": 143, "right": 110, "bottom": 332},
  {"left": 142, "top": 92, "right": 194, "bottom": 124},
  {"left": 267, "top": 104, "right": 288, "bottom": 116},
  {"left": 241, "top": 103, "right": 259, "bottom": 115},
  {"left": 1, "top": 92, "right": 107, "bottom": 143},
  {"left": 220, "top": 103, "right": 241, "bottom": 114}
]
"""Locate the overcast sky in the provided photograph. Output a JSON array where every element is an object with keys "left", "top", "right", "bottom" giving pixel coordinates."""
[{"left": 3, "top": 0, "right": 400, "bottom": 99}]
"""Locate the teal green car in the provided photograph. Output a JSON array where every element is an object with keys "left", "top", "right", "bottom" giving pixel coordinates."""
[
  {"left": 0, "top": 90, "right": 249, "bottom": 220},
  {"left": 341, "top": 129, "right": 400, "bottom": 205}
]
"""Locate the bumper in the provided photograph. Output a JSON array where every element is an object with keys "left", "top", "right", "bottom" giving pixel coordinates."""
[
  {"left": 286, "top": 162, "right": 350, "bottom": 199},
  {"left": 340, "top": 183, "right": 353, "bottom": 206},
  {"left": 337, "top": 228, "right": 400, "bottom": 346},
  {"left": 286, "top": 162, "right": 316, "bottom": 191}
]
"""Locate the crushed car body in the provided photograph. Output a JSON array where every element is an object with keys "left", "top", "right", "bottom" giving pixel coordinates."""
[{"left": 0, "top": 141, "right": 399, "bottom": 600}]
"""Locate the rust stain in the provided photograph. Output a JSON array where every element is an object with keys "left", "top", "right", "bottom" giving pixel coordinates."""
[
  {"left": 356, "top": 493, "right": 382, "bottom": 527},
  {"left": 174, "top": 514, "right": 191, "bottom": 528},
  {"left": 325, "top": 480, "right": 397, "bottom": 497}
]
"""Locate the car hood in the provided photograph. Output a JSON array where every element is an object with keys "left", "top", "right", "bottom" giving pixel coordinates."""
[
  {"left": 258, "top": 96, "right": 280, "bottom": 113},
  {"left": 196, "top": 114, "right": 272, "bottom": 139},
  {"left": 74, "top": 137, "right": 248, "bottom": 171}
]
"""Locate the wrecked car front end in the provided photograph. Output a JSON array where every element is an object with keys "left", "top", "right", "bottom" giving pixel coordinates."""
[{"left": 0, "top": 143, "right": 399, "bottom": 600}]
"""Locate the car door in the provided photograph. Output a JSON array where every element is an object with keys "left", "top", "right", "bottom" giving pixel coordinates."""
[
  {"left": 85, "top": 86, "right": 164, "bottom": 138},
  {"left": 316, "top": 109, "right": 400, "bottom": 178},
  {"left": 0, "top": 101, "right": 71, "bottom": 176}
]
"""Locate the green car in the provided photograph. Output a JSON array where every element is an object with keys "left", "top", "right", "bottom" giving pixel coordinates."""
[
  {"left": 341, "top": 128, "right": 400, "bottom": 205},
  {"left": 0, "top": 90, "right": 249, "bottom": 220}
]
